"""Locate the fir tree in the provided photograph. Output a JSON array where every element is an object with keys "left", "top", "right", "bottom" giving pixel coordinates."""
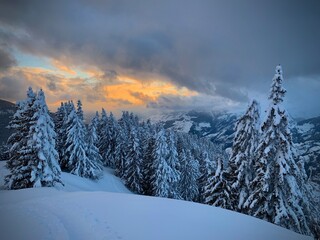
[
  {"left": 105, "top": 112, "right": 118, "bottom": 168},
  {"left": 228, "top": 100, "right": 260, "bottom": 211},
  {"left": 86, "top": 112, "right": 103, "bottom": 172},
  {"left": 179, "top": 149, "right": 200, "bottom": 202},
  {"left": 150, "top": 126, "right": 178, "bottom": 198},
  {"left": 54, "top": 102, "right": 68, "bottom": 163},
  {"left": 141, "top": 128, "right": 156, "bottom": 195},
  {"left": 5, "top": 87, "right": 37, "bottom": 189},
  {"left": 5, "top": 89, "right": 62, "bottom": 189},
  {"left": 76, "top": 100, "right": 84, "bottom": 121},
  {"left": 244, "top": 65, "right": 311, "bottom": 235},
  {"left": 25, "top": 89, "right": 62, "bottom": 187},
  {"left": 198, "top": 151, "right": 215, "bottom": 203},
  {"left": 114, "top": 111, "right": 130, "bottom": 177},
  {"left": 166, "top": 130, "right": 181, "bottom": 199},
  {"left": 65, "top": 105, "right": 102, "bottom": 179},
  {"left": 98, "top": 108, "right": 111, "bottom": 166},
  {"left": 123, "top": 125, "right": 143, "bottom": 194},
  {"left": 204, "top": 155, "right": 232, "bottom": 209},
  {"left": 59, "top": 101, "right": 76, "bottom": 170}
]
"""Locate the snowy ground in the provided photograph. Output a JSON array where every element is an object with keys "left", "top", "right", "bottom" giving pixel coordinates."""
[{"left": 0, "top": 161, "right": 312, "bottom": 240}]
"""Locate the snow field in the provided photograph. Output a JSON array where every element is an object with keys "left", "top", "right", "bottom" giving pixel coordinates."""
[{"left": 0, "top": 161, "right": 312, "bottom": 240}]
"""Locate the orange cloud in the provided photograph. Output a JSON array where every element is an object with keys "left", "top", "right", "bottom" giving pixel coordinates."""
[
  {"left": 51, "top": 59, "right": 77, "bottom": 75},
  {"left": 105, "top": 76, "right": 197, "bottom": 107},
  {"left": 3, "top": 65, "right": 198, "bottom": 116}
]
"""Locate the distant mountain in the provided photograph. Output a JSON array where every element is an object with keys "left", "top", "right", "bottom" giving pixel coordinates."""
[
  {"left": 151, "top": 110, "right": 238, "bottom": 148},
  {"left": 154, "top": 110, "right": 320, "bottom": 184},
  {"left": 0, "top": 99, "right": 15, "bottom": 145},
  {"left": 292, "top": 116, "right": 320, "bottom": 184}
]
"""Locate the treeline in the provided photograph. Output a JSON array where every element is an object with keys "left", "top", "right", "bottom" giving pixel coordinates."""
[
  {"left": 4, "top": 87, "right": 225, "bottom": 203},
  {"left": 55, "top": 99, "right": 225, "bottom": 201}
]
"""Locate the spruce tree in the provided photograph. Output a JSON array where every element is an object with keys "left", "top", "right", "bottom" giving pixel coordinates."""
[
  {"left": 65, "top": 105, "right": 102, "bottom": 179},
  {"left": 105, "top": 112, "right": 118, "bottom": 168},
  {"left": 165, "top": 130, "right": 181, "bottom": 199},
  {"left": 244, "top": 65, "right": 311, "bottom": 235},
  {"left": 141, "top": 138, "right": 154, "bottom": 195},
  {"left": 228, "top": 100, "right": 260, "bottom": 211},
  {"left": 198, "top": 151, "right": 215, "bottom": 203},
  {"left": 76, "top": 100, "right": 84, "bottom": 121},
  {"left": 204, "top": 155, "right": 232, "bottom": 209},
  {"left": 150, "top": 126, "right": 178, "bottom": 198},
  {"left": 5, "top": 87, "right": 37, "bottom": 189},
  {"left": 123, "top": 125, "right": 143, "bottom": 194},
  {"left": 59, "top": 101, "right": 76, "bottom": 170},
  {"left": 114, "top": 111, "right": 130, "bottom": 177},
  {"left": 25, "top": 89, "right": 62, "bottom": 187},
  {"left": 98, "top": 108, "right": 111, "bottom": 166},
  {"left": 5, "top": 88, "right": 62, "bottom": 189},
  {"left": 86, "top": 112, "right": 103, "bottom": 172},
  {"left": 54, "top": 102, "right": 67, "bottom": 163},
  {"left": 179, "top": 149, "right": 200, "bottom": 201}
]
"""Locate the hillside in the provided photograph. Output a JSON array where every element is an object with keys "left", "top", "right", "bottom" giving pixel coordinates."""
[
  {"left": 293, "top": 116, "right": 320, "bottom": 184},
  {"left": 154, "top": 110, "right": 320, "bottom": 184},
  {"left": 0, "top": 162, "right": 311, "bottom": 240},
  {"left": 151, "top": 110, "right": 238, "bottom": 148},
  {"left": 0, "top": 99, "right": 15, "bottom": 145}
]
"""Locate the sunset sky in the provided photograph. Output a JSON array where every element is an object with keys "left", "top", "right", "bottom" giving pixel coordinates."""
[{"left": 0, "top": 0, "right": 319, "bottom": 118}]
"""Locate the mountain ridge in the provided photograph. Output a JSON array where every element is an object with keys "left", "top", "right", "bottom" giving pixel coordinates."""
[{"left": 154, "top": 110, "right": 320, "bottom": 184}]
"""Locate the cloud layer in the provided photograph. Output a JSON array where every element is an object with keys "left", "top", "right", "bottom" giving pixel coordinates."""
[{"left": 0, "top": 0, "right": 319, "bottom": 117}]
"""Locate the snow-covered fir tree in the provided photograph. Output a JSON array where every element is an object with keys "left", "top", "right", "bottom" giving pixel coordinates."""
[
  {"left": 76, "top": 100, "right": 84, "bottom": 121},
  {"left": 228, "top": 100, "right": 260, "bottom": 211},
  {"left": 141, "top": 128, "right": 156, "bottom": 195},
  {"left": 5, "top": 88, "right": 62, "bottom": 189},
  {"left": 5, "top": 87, "right": 37, "bottom": 189},
  {"left": 98, "top": 108, "right": 111, "bottom": 167},
  {"left": 140, "top": 120, "right": 154, "bottom": 188},
  {"left": 59, "top": 101, "right": 76, "bottom": 170},
  {"left": 65, "top": 105, "right": 102, "bottom": 179},
  {"left": 54, "top": 102, "right": 68, "bottom": 162},
  {"left": 165, "top": 130, "right": 181, "bottom": 199},
  {"left": 179, "top": 149, "right": 200, "bottom": 202},
  {"left": 105, "top": 112, "right": 118, "bottom": 168},
  {"left": 86, "top": 112, "right": 103, "bottom": 172},
  {"left": 204, "top": 155, "right": 232, "bottom": 209},
  {"left": 114, "top": 111, "right": 131, "bottom": 177},
  {"left": 298, "top": 158, "right": 320, "bottom": 238},
  {"left": 244, "top": 65, "right": 312, "bottom": 235},
  {"left": 198, "top": 151, "right": 215, "bottom": 203},
  {"left": 123, "top": 125, "right": 143, "bottom": 194},
  {"left": 150, "top": 126, "right": 178, "bottom": 198},
  {"left": 24, "top": 89, "right": 62, "bottom": 187},
  {"left": 0, "top": 143, "right": 9, "bottom": 161}
]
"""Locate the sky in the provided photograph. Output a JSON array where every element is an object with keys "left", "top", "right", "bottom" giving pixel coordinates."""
[{"left": 0, "top": 0, "right": 319, "bottom": 118}]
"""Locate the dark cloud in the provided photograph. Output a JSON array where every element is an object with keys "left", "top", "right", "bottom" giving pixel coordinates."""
[
  {"left": 0, "top": 48, "right": 16, "bottom": 71},
  {"left": 44, "top": 74, "right": 59, "bottom": 91},
  {"left": 0, "top": 0, "right": 319, "bottom": 116},
  {"left": 0, "top": 75, "right": 29, "bottom": 101},
  {"left": 98, "top": 70, "right": 120, "bottom": 85}
]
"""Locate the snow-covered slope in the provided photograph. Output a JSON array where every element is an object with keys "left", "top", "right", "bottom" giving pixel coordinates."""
[
  {"left": 292, "top": 116, "right": 320, "bottom": 184},
  {"left": 151, "top": 110, "right": 238, "bottom": 148},
  {"left": 0, "top": 162, "right": 312, "bottom": 240},
  {"left": 155, "top": 110, "right": 320, "bottom": 184}
]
